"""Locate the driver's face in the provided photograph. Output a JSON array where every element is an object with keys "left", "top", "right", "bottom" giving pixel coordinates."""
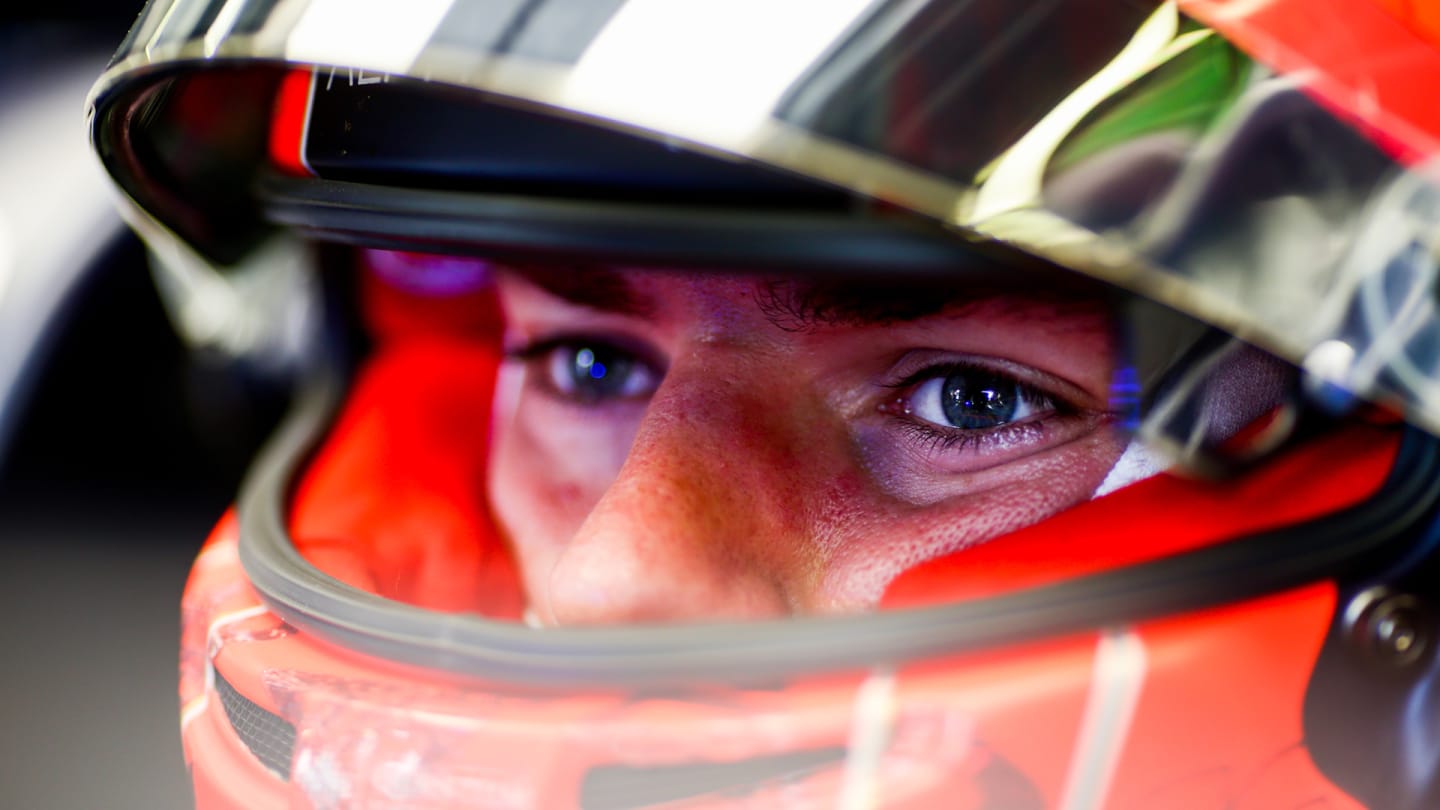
[{"left": 487, "top": 266, "right": 1125, "bottom": 625}]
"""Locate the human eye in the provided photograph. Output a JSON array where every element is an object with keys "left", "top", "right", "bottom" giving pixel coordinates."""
[
  {"left": 904, "top": 364, "right": 1052, "bottom": 430},
  {"left": 508, "top": 336, "right": 662, "bottom": 405},
  {"left": 880, "top": 359, "right": 1073, "bottom": 457}
]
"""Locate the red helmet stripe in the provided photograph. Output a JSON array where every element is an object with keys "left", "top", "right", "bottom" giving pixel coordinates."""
[
  {"left": 1180, "top": 0, "right": 1440, "bottom": 164},
  {"left": 268, "top": 68, "right": 317, "bottom": 177}
]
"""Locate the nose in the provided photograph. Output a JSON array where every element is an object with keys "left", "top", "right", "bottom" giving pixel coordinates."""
[{"left": 543, "top": 363, "right": 797, "bottom": 625}]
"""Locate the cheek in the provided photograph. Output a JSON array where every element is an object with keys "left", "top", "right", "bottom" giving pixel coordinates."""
[
  {"left": 813, "top": 427, "right": 1128, "bottom": 609},
  {"left": 487, "top": 366, "right": 639, "bottom": 591}
]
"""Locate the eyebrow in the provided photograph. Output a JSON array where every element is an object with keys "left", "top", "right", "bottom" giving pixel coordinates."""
[
  {"left": 505, "top": 264, "right": 656, "bottom": 317},
  {"left": 754, "top": 275, "right": 1103, "bottom": 332},
  {"left": 756, "top": 277, "right": 960, "bottom": 331}
]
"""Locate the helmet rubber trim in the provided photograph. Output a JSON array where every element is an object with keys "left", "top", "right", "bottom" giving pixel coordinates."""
[{"left": 257, "top": 173, "right": 1031, "bottom": 278}]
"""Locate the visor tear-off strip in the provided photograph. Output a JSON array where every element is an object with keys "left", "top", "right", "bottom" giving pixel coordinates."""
[
  {"left": 838, "top": 666, "right": 897, "bottom": 810},
  {"left": 1057, "top": 627, "right": 1148, "bottom": 810}
]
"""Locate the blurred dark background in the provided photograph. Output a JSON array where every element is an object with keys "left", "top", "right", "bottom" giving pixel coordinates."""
[{"left": 0, "top": 4, "right": 283, "bottom": 807}]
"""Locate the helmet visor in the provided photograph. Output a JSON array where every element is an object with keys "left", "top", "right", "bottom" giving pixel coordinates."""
[{"left": 92, "top": 0, "right": 1440, "bottom": 438}]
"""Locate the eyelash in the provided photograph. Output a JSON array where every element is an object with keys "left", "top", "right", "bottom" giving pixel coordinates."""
[
  {"left": 891, "top": 414, "right": 1048, "bottom": 454},
  {"left": 505, "top": 335, "right": 579, "bottom": 362}
]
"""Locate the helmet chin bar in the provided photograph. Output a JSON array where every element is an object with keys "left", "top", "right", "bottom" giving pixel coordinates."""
[{"left": 237, "top": 356, "right": 1440, "bottom": 687}]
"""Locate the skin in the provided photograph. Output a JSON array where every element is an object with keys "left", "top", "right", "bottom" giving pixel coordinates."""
[{"left": 485, "top": 266, "right": 1127, "bottom": 625}]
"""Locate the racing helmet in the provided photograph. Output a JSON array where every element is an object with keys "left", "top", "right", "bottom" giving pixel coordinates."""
[{"left": 87, "top": 0, "right": 1440, "bottom": 807}]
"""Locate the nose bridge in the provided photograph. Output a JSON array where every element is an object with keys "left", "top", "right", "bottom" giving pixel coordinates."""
[{"left": 544, "top": 355, "right": 797, "bottom": 625}]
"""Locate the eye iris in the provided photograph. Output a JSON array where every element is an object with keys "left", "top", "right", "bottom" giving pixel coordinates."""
[
  {"left": 570, "top": 346, "right": 632, "bottom": 399},
  {"left": 941, "top": 370, "right": 1018, "bottom": 429}
]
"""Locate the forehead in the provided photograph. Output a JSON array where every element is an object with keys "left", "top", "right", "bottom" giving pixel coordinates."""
[{"left": 494, "top": 262, "right": 1114, "bottom": 331}]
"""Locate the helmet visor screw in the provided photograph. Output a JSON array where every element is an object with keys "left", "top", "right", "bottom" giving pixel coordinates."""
[{"left": 1345, "top": 588, "right": 1431, "bottom": 669}]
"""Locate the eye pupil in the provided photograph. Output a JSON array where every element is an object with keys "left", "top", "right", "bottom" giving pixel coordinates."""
[{"left": 942, "top": 370, "right": 1018, "bottom": 429}]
